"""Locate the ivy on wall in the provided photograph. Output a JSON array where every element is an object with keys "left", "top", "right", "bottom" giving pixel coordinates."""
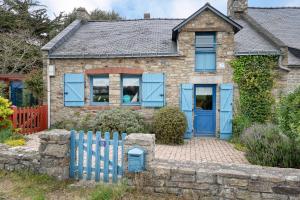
[{"left": 230, "top": 55, "right": 278, "bottom": 123}]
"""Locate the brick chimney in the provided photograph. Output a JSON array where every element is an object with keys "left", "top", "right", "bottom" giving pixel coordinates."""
[
  {"left": 144, "top": 13, "right": 150, "bottom": 19},
  {"left": 76, "top": 7, "right": 90, "bottom": 21},
  {"left": 228, "top": 0, "right": 248, "bottom": 18}
]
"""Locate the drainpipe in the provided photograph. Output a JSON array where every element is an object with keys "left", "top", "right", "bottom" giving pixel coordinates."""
[
  {"left": 278, "top": 55, "right": 290, "bottom": 72},
  {"left": 47, "top": 60, "right": 51, "bottom": 128}
]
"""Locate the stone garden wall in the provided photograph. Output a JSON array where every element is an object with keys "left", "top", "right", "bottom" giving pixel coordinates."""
[
  {"left": 0, "top": 129, "right": 70, "bottom": 180},
  {"left": 125, "top": 134, "right": 300, "bottom": 200}
]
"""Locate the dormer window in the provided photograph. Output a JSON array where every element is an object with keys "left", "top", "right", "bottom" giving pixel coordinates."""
[{"left": 195, "top": 32, "right": 216, "bottom": 72}]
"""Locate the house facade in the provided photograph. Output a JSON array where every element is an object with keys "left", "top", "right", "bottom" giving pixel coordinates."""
[{"left": 42, "top": 0, "right": 300, "bottom": 139}]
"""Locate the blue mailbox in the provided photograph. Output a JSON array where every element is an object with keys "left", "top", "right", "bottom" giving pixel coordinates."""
[{"left": 128, "top": 147, "right": 145, "bottom": 173}]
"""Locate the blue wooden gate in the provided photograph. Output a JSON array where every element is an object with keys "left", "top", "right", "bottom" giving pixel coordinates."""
[{"left": 70, "top": 131, "right": 127, "bottom": 182}]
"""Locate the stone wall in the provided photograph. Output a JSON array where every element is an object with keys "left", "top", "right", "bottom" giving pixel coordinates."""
[
  {"left": 0, "top": 130, "right": 70, "bottom": 180},
  {"left": 43, "top": 9, "right": 236, "bottom": 136},
  {"left": 124, "top": 133, "right": 300, "bottom": 200}
]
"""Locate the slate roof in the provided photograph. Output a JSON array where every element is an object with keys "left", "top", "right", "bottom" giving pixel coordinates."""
[
  {"left": 234, "top": 19, "right": 280, "bottom": 55},
  {"left": 248, "top": 7, "right": 300, "bottom": 50},
  {"left": 46, "top": 19, "right": 184, "bottom": 58}
]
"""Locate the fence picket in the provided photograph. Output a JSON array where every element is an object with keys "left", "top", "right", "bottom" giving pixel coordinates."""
[
  {"left": 78, "top": 131, "right": 84, "bottom": 179},
  {"left": 86, "top": 131, "right": 93, "bottom": 180},
  {"left": 103, "top": 132, "right": 110, "bottom": 182},
  {"left": 70, "top": 130, "right": 76, "bottom": 178},
  {"left": 95, "top": 132, "right": 101, "bottom": 182},
  {"left": 121, "top": 133, "right": 127, "bottom": 175},
  {"left": 112, "top": 132, "right": 119, "bottom": 183}
]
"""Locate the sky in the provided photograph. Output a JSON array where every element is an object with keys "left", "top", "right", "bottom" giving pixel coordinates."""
[{"left": 40, "top": 0, "right": 300, "bottom": 19}]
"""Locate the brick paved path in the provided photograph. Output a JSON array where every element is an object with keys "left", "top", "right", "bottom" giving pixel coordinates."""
[{"left": 155, "top": 137, "right": 249, "bottom": 164}]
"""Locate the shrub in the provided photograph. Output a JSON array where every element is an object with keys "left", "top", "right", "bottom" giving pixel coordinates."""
[
  {"left": 232, "top": 114, "right": 251, "bottom": 140},
  {"left": 93, "top": 108, "right": 145, "bottom": 133},
  {"left": 277, "top": 87, "right": 300, "bottom": 140},
  {"left": 152, "top": 107, "right": 187, "bottom": 145},
  {"left": 0, "top": 128, "right": 13, "bottom": 143},
  {"left": 0, "top": 97, "right": 13, "bottom": 129},
  {"left": 24, "top": 69, "right": 44, "bottom": 105},
  {"left": 241, "top": 123, "right": 300, "bottom": 168}
]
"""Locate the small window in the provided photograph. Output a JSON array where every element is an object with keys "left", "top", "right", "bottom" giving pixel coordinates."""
[
  {"left": 195, "top": 87, "right": 213, "bottom": 110},
  {"left": 195, "top": 32, "right": 216, "bottom": 72},
  {"left": 122, "top": 76, "right": 141, "bottom": 105},
  {"left": 90, "top": 76, "right": 109, "bottom": 105}
]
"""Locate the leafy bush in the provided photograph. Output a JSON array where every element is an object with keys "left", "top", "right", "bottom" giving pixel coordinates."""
[
  {"left": 24, "top": 69, "right": 44, "bottom": 104},
  {"left": 232, "top": 114, "right": 251, "bottom": 140},
  {"left": 230, "top": 56, "right": 277, "bottom": 123},
  {"left": 277, "top": 87, "right": 300, "bottom": 140},
  {"left": 94, "top": 108, "right": 145, "bottom": 133},
  {"left": 241, "top": 123, "right": 300, "bottom": 168},
  {"left": 0, "top": 97, "right": 13, "bottom": 129},
  {"left": 152, "top": 107, "right": 187, "bottom": 145}
]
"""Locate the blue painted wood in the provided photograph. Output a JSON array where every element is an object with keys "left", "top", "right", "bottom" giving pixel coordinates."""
[
  {"left": 86, "top": 131, "right": 93, "bottom": 180},
  {"left": 121, "top": 133, "right": 127, "bottom": 175},
  {"left": 194, "top": 85, "right": 216, "bottom": 136},
  {"left": 103, "top": 132, "right": 110, "bottom": 182},
  {"left": 195, "top": 32, "right": 216, "bottom": 72},
  {"left": 78, "top": 131, "right": 84, "bottom": 179},
  {"left": 180, "top": 84, "right": 193, "bottom": 139},
  {"left": 142, "top": 73, "right": 165, "bottom": 107},
  {"left": 112, "top": 132, "right": 119, "bottom": 183},
  {"left": 95, "top": 132, "right": 101, "bottom": 182},
  {"left": 64, "top": 73, "right": 85, "bottom": 107},
  {"left": 69, "top": 130, "right": 76, "bottom": 178},
  {"left": 220, "top": 83, "right": 233, "bottom": 140}
]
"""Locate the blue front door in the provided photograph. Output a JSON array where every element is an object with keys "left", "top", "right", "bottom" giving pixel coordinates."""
[{"left": 194, "top": 85, "right": 216, "bottom": 136}]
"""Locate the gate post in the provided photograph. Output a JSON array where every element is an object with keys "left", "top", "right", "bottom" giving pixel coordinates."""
[
  {"left": 39, "top": 129, "right": 70, "bottom": 180},
  {"left": 124, "top": 133, "right": 155, "bottom": 173}
]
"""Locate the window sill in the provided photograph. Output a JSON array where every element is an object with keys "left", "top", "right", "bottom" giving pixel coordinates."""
[
  {"left": 195, "top": 70, "right": 217, "bottom": 73},
  {"left": 90, "top": 102, "right": 109, "bottom": 106},
  {"left": 85, "top": 105, "right": 141, "bottom": 110},
  {"left": 121, "top": 103, "right": 141, "bottom": 106}
]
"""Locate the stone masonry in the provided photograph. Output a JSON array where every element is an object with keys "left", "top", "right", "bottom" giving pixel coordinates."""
[
  {"left": 0, "top": 129, "right": 70, "bottom": 180},
  {"left": 125, "top": 133, "right": 300, "bottom": 200},
  {"left": 44, "top": 9, "right": 236, "bottom": 136}
]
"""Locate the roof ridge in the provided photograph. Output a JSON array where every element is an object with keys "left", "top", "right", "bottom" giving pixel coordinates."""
[
  {"left": 249, "top": 6, "right": 300, "bottom": 9},
  {"left": 87, "top": 18, "right": 185, "bottom": 22}
]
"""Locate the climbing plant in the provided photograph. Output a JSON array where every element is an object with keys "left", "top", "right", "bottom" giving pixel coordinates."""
[{"left": 230, "top": 55, "right": 277, "bottom": 123}]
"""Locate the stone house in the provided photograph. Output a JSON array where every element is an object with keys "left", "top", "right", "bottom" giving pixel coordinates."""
[{"left": 42, "top": 0, "right": 300, "bottom": 139}]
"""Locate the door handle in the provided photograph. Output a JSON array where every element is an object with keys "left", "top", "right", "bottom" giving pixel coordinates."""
[
  {"left": 64, "top": 92, "right": 68, "bottom": 95},
  {"left": 160, "top": 94, "right": 164, "bottom": 97}
]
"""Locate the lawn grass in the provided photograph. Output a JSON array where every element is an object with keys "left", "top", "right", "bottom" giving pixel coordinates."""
[{"left": 0, "top": 170, "right": 182, "bottom": 200}]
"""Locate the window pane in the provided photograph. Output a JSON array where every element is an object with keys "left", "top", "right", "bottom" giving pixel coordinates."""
[
  {"left": 92, "top": 77, "right": 109, "bottom": 103},
  {"left": 122, "top": 77, "right": 140, "bottom": 104},
  {"left": 195, "top": 87, "right": 213, "bottom": 110},
  {"left": 195, "top": 34, "right": 215, "bottom": 48}
]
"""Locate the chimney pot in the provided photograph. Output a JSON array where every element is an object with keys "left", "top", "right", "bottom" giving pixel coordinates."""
[
  {"left": 76, "top": 7, "right": 90, "bottom": 21},
  {"left": 144, "top": 13, "right": 150, "bottom": 19}
]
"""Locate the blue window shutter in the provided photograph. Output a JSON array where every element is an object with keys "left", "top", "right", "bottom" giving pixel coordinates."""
[
  {"left": 64, "top": 73, "right": 85, "bottom": 106},
  {"left": 196, "top": 52, "right": 216, "bottom": 71},
  {"left": 195, "top": 32, "right": 216, "bottom": 71},
  {"left": 142, "top": 73, "right": 165, "bottom": 107},
  {"left": 180, "top": 84, "right": 193, "bottom": 139},
  {"left": 220, "top": 83, "right": 233, "bottom": 140}
]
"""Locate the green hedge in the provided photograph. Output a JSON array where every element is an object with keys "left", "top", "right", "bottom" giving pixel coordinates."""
[{"left": 152, "top": 107, "right": 187, "bottom": 145}]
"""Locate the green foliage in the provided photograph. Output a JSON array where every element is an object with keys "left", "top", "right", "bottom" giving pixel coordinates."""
[
  {"left": 94, "top": 108, "right": 145, "bottom": 133},
  {"left": 4, "top": 138, "right": 26, "bottom": 146},
  {"left": 24, "top": 69, "right": 44, "bottom": 103},
  {"left": 0, "top": 97, "right": 13, "bottom": 129},
  {"left": 232, "top": 114, "right": 251, "bottom": 141},
  {"left": 0, "top": 128, "right": 13, "bottom": 143},
  {"left": 89, "top": 182, "right": 127, "bottom": 200},
  {"left": 0, "top": 82, "right": 9, "bottom": 98},
  {"left": 241, "top": 123, "right": 300, "bottom": 168},
  {"left": 152, "top": 107, "right": 187, "bottom": 145},
  {"left": 277, "top": 87, "right": 300, "bottom": 140},
  {"left": 230, "top": 55, "right": 277, "bottom": 123}
]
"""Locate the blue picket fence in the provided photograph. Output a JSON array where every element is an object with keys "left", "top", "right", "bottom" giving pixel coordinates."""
[{"left": 69, "top": 131, "right": 127, "bottom": 183}]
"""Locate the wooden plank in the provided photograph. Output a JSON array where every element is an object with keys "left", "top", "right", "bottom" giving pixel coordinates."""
[
  {"left": 112, "top": 132, "right": 119, "bottom": 183},
  {"left": 103, "top": 132, "right": 110, "bottom": 183},
  {"left": 121, "top": 133, "right": 127, "bottom": 175},
  {"left": 78, "top": 131, "right": 84, "bottom": 179},
  {"left": 69, "top": 130, "right": 76, "bottom": 179},
  {"left": 95, "top": 131, "right": 101, "bottom": 182},
  {"left": 86, "top": 131, "right": 93, "bottom": 180}
]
